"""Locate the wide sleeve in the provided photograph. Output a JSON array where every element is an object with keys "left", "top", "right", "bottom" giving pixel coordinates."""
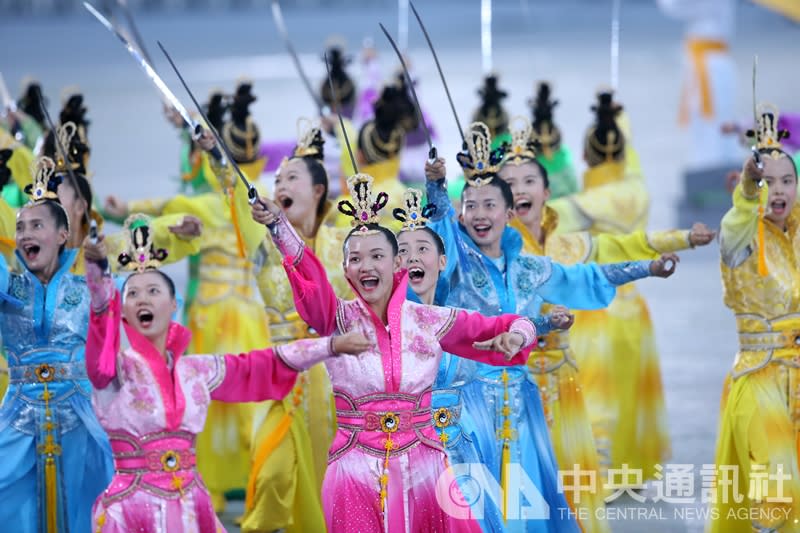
[
  {"left": 439, "top": 310, "right": 536, "bottom": 367},
  {"left": 209, "top": 346, "right": 302, "bottom": 403},
  {"left": 590, "top": 229, "right": 692, "bottom": 264},
  {"left": 268, "top": 213, "right": 339, "bottom": 335},
  {"left": 103, "top": 214, "right": 202, "bottom": 272},
  {"left": 127, "top": 197, "right": 171, "bottom": 217},
  {"left": 0, "top": 251, "right": 23, "bottom": 309},
  {"left": 8, "top": 143, "right": 34, "bottom": 193},
  {"left": 425, "top": 178, "right": 470, "bottom": 287},
  {"left": 720, "top": 180, "right": 766, "bottom": 269},
  {"left": 229, "top": 169, "right": 272, "bottom": 257},
  {"left": 85, "top": 261, "right": 120, "bottom": 390}
]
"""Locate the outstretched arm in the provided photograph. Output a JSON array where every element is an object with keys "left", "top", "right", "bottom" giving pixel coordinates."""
[
  {"left": 439, "top": 309, "right": 536, "bottom": 367},
  {"left": 720, "top": 159, "right": 766, "bottom": 269},
  {"left": 84, "top": 237, "right": 119, "bottom": 390}
]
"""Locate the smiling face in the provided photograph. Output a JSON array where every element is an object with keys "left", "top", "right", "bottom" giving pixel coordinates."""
[
  {"left": 762, "top": 154, "right": 798, "bottom": 227},
  {"left": 343, "top": 231, "right": 401, "bottom": 308},
  {"left": 459, "top": 183, "right": 514, "bottom": 256},
  {"left": 273, "top": 158, "right": 325, "bottom": 227},
  {"left": 122, "top": 271, "right": 177, "bottom": 342},
  {"left": 397, "top": 229, "right": 446, "bottom": 301},
  {"left": 16, "top": 203, "right": 69, "bottom": 279},
  {"left": 498, "top": 162, "right": 550, "bottom": 226}
]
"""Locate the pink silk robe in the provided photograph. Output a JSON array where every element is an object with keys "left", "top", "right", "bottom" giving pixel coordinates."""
[
  {"left": 269, "top": 215, "right": 538, "bottom": 533},
  {"left": 83, "top": 264, "right": 335, "bottom": 533}
]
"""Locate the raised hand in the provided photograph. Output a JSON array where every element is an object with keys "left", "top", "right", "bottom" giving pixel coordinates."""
[
  {"left": 650, "top": 253, "right": 680, "bottom": 278},
  {"left": 250, "top": 195, "right": 282, "bottom": 226},
  {"left": 332, "top": 331, "right": 373, "bottom": 356},
  {"left": 83, "top": 234, "right": 107, "bottom": 264},
  {"left": 168, "top": 215, "right": 203, "bottom": 239},
  {"left": 689, "top": 222, "right": 716, "bottom": 247},
  {"left": 424, "top": 157, "right": 446, "bottom": 182},
  {"left": 473, "top": 331, "right": 526, "bottom": 361},
  {"left": 548, "top": 305, "right": 575, "bottom": 331},
  {"left": 104, "top": 195, "right": 129, "bottom": 220}
]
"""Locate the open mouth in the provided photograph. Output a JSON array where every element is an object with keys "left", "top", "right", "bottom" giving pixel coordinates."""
[
  {"left": 408, "top": 267, "right": 425, "bottom": 283},
  {"left": 279, "top": 196, "right": 294, "bottom": 209},
  {"left": 771, "top": 199, "right": 787, "bottom": 215},
  {"left": 22, "top": 243, "right": 41, "bottom": 262},
  {"left": 472, "top": 223, "right": 492, "bottom": 239},
  {"left": 359, "top": 275, "right": 379, "bottom": 291},
  {"left": 514, "top": 199, "right": 532, "bottom": 216},
  {"left": 137, "top": 309, "right": 155, "bottom": 328}
]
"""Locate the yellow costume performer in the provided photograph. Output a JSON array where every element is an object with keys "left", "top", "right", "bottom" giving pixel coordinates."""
[
  {"left": 549, "top": 92, "right": 671, "bottom": 482},
  {"left": 234, "top": 122, "right": 352, "bottom": 532},
  {"left": 503, "top": 117, "right": 696, "bottom": 531},
  {"left": 710, "top": 106, "right": 800, "bottom": 532}
]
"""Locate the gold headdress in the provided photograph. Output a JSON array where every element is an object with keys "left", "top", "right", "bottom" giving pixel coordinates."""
[
  {"left": 584, "top": 88, "right": 625, "bottom": 164},
  {"left": 25, "top": 156, "right": 61, "bottom": 203},
  {"left": 392, "top": 189, "right": 436, "bottom": 232},
  {"left": 457, "top": 122, "right": 504, "bottom": 187},
  {"left": 337, "top": 174, "right": 389, "bottom": 234},
  {"left": 747, "top": 103, "right": 791, "bottom": 160},
  {"left": 292, "top": 118, "right": 323, "bottom": 158},
  {"left": 502, "top": 116, "right": 538, "bottom": 167},
  {"left": 117, "top": 214, "right": 168, "bottom": 273}
]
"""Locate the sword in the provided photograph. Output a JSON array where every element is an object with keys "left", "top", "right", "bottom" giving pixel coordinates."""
[
  {"left": 610, "top": 0, "right": 621, "bottom": 91},
  {"left": 84, "top": 2, "right": 194, "bottom": 132},
  {"left": 271, "top": 0, "right": 327, "bottom": 115},
  {"left": 409, "top": 1, "right": 467, "bottom": 149},
  {"left": 751, "top": 55, "right": 763, "bottom": 170},
  {"left": 157, "top": 41, "right": 262, "bottom": 206},
  {"left": 378, "top": 23, "right": 436, "bottom": 162},
  {"left": 37, "top": 93, "right": 92, "bottom": 231},
  {"left": 116, "top": 0, "right": 155, "bottom": 68},
  {"left": 324, "top": 53, "right": 358, "bottom": 175}
]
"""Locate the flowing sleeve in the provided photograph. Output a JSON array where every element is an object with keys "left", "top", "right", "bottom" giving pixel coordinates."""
[
  {"left": 438, "top": 310, "right": 536, "bottom": 367},
  {"left": 229, "top": 170, "right": 271, "bottom": 257},
  {"left": 103, "top": 214, "right": 202, "bottom": 272},
  {"left": 0, "top": 251, "right": 23, "bottom": 309},
  {"left": 8, "top": 143, "right": 34, "bottom": 192},
  {"left": 720, "top": 180, "right": 766, "bottom": 269},
  {"left": 209, "top": 345, "right": 303, "bottom": 403},
  {"left": 127, "top": 197, "right": 171, "bottom": 217},
  {"left": 268, "top": 213, "right": 339, "bottom": 335},
  {"left": 425, "top": 178, "right": 470, "bottom": 291},
  {"left": 85, "top": 261, "right": 120, "bottom": 390},
  {"left": 590, "top": 229, "right": 691, "bottom": 263}
]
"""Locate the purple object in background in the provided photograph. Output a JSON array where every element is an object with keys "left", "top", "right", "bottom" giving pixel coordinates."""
[
  {"left": 259, "top": 140, "right": 296, "bottom": 172},
  {"left": 779, "top": 113, "right": 800, "bottom": 153}
]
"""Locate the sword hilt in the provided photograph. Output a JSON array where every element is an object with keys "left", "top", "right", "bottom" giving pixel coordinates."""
[
  {"left": 427, "top": 146, "right": 438, "bottom": 164},
  {"left": 751, "top": 145, "right": 764, "bottom": 171},
  {"left": 89, "top": 219, "right": 99, "bottom": 245}
]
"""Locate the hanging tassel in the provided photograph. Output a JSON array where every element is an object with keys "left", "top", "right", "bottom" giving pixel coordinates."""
[
  {"left": 94, "top": 509, "right": 106, "bottom": 533},
  {"left": 499, "top": 370, "right": 512, "bottom": 523},
  {"left": 757, "top": 203, "right": 768, "bottom": 277},
  {"left": 45, "top": 454, "right": 58, "bottom": 533},
  {"left": 282, "top": 256, "right": 316, "bottom": 301},
  {"left": 380, "top": 436, "right": 395, "bottom": 514}
]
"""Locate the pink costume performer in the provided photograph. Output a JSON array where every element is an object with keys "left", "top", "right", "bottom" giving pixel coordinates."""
[
  {"left": 82, "top": 221, "right": 341, "bottom": 533},
  {"left": 264, "top": 174, "right": 538, "bottom": 532}
]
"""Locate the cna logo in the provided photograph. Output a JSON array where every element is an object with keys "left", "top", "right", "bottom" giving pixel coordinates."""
[{"left": 435, "top": 463, "right": 551, "bottom": 520}]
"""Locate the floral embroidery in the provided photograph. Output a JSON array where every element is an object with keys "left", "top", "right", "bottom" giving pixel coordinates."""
[
  {"left": 409, "top": 335, "right": 436, "bottom": 360},
  {"left": 412, "top": 306, "right": 442, "bottom": 329},
  {"left": 62, "top": 286, "right": 82, "bottom": 309},
  {"left": 129, "top": 385, "right": 155, "bottom": 413},
  {"left": 191, "top": 381, "right": 207, "bottom": 407},
  {"left": 516, "top": 274, "right": 533, "bottom": 297},
  {"left": 182, "top": 357, "right": 211, "bottom": 379},
  {"left": 518, "top": 256, "right": 543, "bottom": 275},
  {"left": 9, "top": 277, "right": 27, "bottom": 301},
  {"left": 472, "top": 270, "right": 489, "bottom": 289}
]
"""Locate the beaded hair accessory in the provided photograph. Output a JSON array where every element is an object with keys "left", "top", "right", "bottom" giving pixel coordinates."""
[
  {"left": 392, "top": 189, "right": 437, "bottom": 232},
  {"left": 747, "top": 103, "right": 791, "bottom": 160},
  {"left": 117, "top": 214, "right": 168, "bottom": 273},
  {"left": 25, "top": 156, "right": 62, "bottom": 204},
  {"left": 457, "top": 121, "right": 505, "bottom": 187},
  {"left": 337, "top": 174, "right": 389, "bottom": 234},
  {"left": 52, "top": 122, "right": 85, "bottom": 174},
  {"left": 502, "top": 116, "right": 538, "bottom": 166}
]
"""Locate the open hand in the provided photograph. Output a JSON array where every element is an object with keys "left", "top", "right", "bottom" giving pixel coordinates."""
[
  {"left": 473, "top": 331, "right": 525, "bottom": 361},
  {"left": 548, "top": 305, "right": 575, "bottom": 331},
  {"left": 83, "top": 234, "right": 107, "bottom": 263},
  {"left": 650, "top": 253, "right": 679, "bottom": 278},
  {"left": 332, "top": 331, "right": 373, "bottom": 356},
  {"left": 168, "top": 215, "right": 203, "bottom": 239},
  {"left": 424, "top": 157, "right": 446, "bottom": 182},
  {"left": 689, "top": 222, "right": 716, "bottom": 247},
  {"left": 250, "top": 195, "right": 282, "bottom": 226},
  {"left": 104, "top": 195, "right": 129, "bottom": 220}
]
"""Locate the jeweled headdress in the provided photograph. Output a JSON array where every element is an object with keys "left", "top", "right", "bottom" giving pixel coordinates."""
[
  {"left": 337, "top": 174, "right": 389, "bottom": 234},
  {"left": 24, "top": 156, "right": 62, "bottom": 204},
  {"left": 392, "top": 189, "right": 436, "bottom": 232},
  {"left": 502, "top": 116, "right": 538, "bottom": 167},
  {"left": 292, "top": 118, "right": 324, "bottom": 159},
  {"left": 456, "top": 121, "right": 505, "bottom": 187},
  {"left": 747, "top": 103, "right": 791, "bottom": 160},
  {"left": 117, "top": 214, "right": 168, "bottom": 273}
]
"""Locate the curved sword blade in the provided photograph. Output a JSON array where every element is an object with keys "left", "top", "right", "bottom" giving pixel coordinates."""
[
  {"left": 84, "top": 1, "right": 195, "bottom": 129},
  {"left": 271, "top": 0, "right": 325, "bottom": 114},
  {"left": 409, "top": 1, "right": 466, "bottom": 147},
  {"left": 116, "top": 0, "right": 155, "bottom": 68},
  {"left": 324, "top": 53, "right": 358, "bottom": 175},
  {"left": 378, "top": 22, "right": 435, "bottom": 160}
]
